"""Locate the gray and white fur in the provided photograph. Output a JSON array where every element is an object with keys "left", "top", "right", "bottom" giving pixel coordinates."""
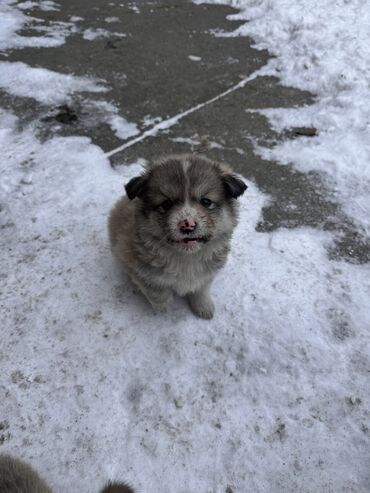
[
  {"left": 109, "top": 154, "right": 247, "bottom": 319},
  {"left": 0, "top": 455, "right": 135, "bottom": 493}
]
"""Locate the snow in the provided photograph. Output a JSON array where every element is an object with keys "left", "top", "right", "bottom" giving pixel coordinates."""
[
  {"left": 0, "top": 63, "right": 138, "bottom": 141},
  {"left": 195, "top": 0, "right": 370, "bottom": 233},
  {"left": 104, "top": 17, "right": 120, "bottom": 23},
  {"left": 70, "top": 16, "right": 84, "bottom": 22},
  {"left": 89, "top": 101, "right": 139, "bottom": 140},
  {"left": 1, "top": 1, "right": 370, "bottom": 493},
  {"left": 141, "top": 115, "right": 162, "bottom": 127},
  {"left": 254, "top": 104, "right": 370, "bottom": 235},
  {"left": 0, "top": 0, "right": 76, "bottom": 51},
  {"left": 83, "top": 28, "right": 126, "bottom": 41},
  {"left": 17, "top": 1, "right": 60, "bottom": 12},
  {"left": 188, "top": 55, "right": 202, "bottom": 62},
  {"left": 128, "top": 4, "right": 140, "bottom": 14},
  {"left": 0, "top": 62, "right": 107, "bottom": 105},
  {"left": 0, "top": 2, "right": 37, "bottom": 51}
]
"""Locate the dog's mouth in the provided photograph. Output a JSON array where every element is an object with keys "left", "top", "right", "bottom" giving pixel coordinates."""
[{"left": 169, "top": 236, "right": 209, "bottom": 248}]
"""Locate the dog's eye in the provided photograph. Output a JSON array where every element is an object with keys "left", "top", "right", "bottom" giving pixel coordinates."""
[
  {"left": 200, "top": 197, "right": 213, "bottom": 208},
  {"left": 158, "top": 199, "right": 173, "bottom": 212}
]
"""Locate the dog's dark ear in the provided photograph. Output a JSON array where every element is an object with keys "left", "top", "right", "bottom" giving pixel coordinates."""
[
  {"left": 125, "top": 175, "right": 148, "bottom": 200},
  {"left": 223, "top": 173, "right": 248, "bottom": 199}
]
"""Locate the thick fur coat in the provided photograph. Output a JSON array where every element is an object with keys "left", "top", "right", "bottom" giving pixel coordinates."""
[{"left": 109, "top": 154, "right": 247, "bottom": 318}]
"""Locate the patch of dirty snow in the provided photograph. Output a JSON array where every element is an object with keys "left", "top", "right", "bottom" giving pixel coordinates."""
[
  {"left": 17, "top": 1, "right": 60, "bottom": 11},
  {"left": 89, "top": 101, "right": 139, "bottom": 140},
  {"left": 0, "top": 0, "right": 75, "bottom": 50},
  {"left": 70, "top": 15, "right": 84, "bottom": 22},
  {"left": 141, "top": 115, "right": 162, "bottom": 127},
  {"left": 0, "top": 60, "right": 138, "bottom": 143},
  {"left": 104, "top": 17, "right": 120, "bottom": 23},
  {"left": 83, "top": 28, "right": 126, "bottom": 41},
  {"left": 188, "top": 55, "right": 202, "bottom": 62},
  {"left": 128, "top": 4, "right": 140, "bottom": 14}
]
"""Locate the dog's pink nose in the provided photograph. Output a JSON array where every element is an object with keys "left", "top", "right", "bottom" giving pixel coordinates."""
[{"left": 178, "top": 217, "right": 197, "bottom": 234}]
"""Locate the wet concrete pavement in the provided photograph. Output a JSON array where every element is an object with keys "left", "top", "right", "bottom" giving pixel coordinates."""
[{"left": 2, "top": 0, "right": 369, "bottom": 262}]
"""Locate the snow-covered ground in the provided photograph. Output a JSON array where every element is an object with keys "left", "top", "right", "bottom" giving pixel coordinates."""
[{"left": 1, "top": 1, "right": 370, "bottom": 493}]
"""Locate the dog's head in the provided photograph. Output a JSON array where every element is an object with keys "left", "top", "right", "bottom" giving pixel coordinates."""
[{"left": 125, "top": 155, "right": 247, "bottom": 254}]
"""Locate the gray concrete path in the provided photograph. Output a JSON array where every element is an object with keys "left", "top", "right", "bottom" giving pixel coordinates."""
[{"left": 2, "top": 0, "right": 369, "bottom": 262}]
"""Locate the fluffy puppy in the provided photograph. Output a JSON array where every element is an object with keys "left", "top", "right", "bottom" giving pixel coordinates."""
[
  {"left": 0, "top": 455, "right": 135, "bottom": 493},
  {"left": 109, "top": 154, "right": 247, "bottom": 319}
]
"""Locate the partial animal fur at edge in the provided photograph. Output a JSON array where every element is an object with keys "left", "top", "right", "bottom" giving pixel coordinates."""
[{"left": 0, "top": 455, "right": 135, "bottom": 493}]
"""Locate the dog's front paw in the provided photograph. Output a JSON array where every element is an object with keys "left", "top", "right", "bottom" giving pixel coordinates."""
[{"left": 187, "top": 293, "right": 215, "bottom": 319}]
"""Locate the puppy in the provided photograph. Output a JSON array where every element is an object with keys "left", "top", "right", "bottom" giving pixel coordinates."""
[
  {"left": 0, "top": 455, "right": 135, "bottom": 493},
  {"left": 109, "top": 154, "right": 247, "bottom": 319}
]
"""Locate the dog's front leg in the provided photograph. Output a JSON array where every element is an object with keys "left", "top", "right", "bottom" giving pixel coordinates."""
[
  {"left": 187, "top": 282, "right": 215, "bottom": 319},
  {"left": 131, "top": 276, "right": 173, "bottom": 313}
]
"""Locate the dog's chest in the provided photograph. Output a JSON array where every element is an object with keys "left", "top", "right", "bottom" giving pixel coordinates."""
[{"left": 150, "top": 255, "right": 216, "bottom": 295}]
